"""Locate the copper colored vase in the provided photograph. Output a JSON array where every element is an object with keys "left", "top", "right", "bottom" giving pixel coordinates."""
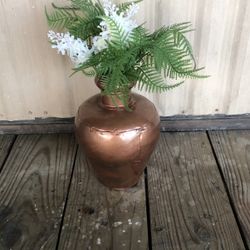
[{"left": 75, "top": 82, "right": 160, "bottom": 189}]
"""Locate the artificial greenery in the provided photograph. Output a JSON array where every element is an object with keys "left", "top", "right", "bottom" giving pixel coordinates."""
[{"left": 46, "top": 0, "right": 207, "bottom": 108}]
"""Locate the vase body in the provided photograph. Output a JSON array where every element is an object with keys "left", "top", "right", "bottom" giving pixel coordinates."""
[{"left": 75, "top": 90, "right": 160, "bottom": 189}]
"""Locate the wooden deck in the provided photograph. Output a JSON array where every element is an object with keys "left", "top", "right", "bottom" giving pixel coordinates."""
[{"left": 0, "top": 131, "right": 250, "bottom": 249}]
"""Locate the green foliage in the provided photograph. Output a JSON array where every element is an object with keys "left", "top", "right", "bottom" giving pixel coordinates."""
[
  {"left": 137, "top": 64, "right": 184, "bottom": 92},
  {"left": 46, "top": 0, "right": 104, "bottom": 40},
  {"left": 45, "top": 6, "right": 78, "bottom": 29},
  {"left": 100, "top": 16, "right": 130, "bottom": 48},
  {"left": 117, "top": 0, "right": 143, "bottom": 14},
  {"left": 46, "top": 0, "right": 208, "bottom": 109}
]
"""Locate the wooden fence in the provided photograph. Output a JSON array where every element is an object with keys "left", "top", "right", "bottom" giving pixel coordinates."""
[{"left": 0, "top": 0, "right": 250, "bottom": 120}]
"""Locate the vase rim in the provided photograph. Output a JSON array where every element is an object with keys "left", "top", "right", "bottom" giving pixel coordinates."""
[
  {"left": 95, "top": 78, "right": 136, "bottom": 93},
  {"left": 94, "top": 78, "right": 136, "bottom": 110},
  {"left": 98, "top": 94, "right": 136, "bottom": 111}
]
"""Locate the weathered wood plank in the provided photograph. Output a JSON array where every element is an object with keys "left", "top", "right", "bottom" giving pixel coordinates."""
[
  {"left": 161, "top": 114, "right": 250, "bottom": 132},
  {"left": 0, "top": 118, "right": 74, "bottom": 135},
  {"left": 209, "top": 130, "right": 250, "bottom": 247},
  {"left": 0, "top": 135, "right": 15, "bottom": 170},
  {"left": 0, "top": 134, "right": 77, "bottom": 250},
  {"left": 1, "top": 114, "right": 250, "bottom": 135},
  {"left": 58, "top": 148, "right": 148, "bottom": 250},
  {"left": 147, "top": 132, "right": 245, "bottom": 249}
]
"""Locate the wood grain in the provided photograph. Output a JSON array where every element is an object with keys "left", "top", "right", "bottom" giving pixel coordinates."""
[
  {"left": 1, "top": 115, "right": 250, "bottom": 135},
  {"left": 0, "top": 118, "right": 74, "bottom": 135},
  {"left": 161, "top": 114, "right": 250, "bottom": 132},
  {"left": 58, "top": 148, "right": 148, "bottom": 250},
  {"left": 0, "top": 135, "right": 15, "bottom": 169},
  {"left": 147, "top": 132, "right": 245, "bottom": 249},
  {"left": 209, "top": 130, "right": 250, "bottom": 247},
  {"left": 0, "top": 134, "right": 77, "bottom": 250}
]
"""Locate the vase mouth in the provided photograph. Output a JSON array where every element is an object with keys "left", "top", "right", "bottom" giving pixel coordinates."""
[
  {"left": 95, "top": 78, "right": 136, "bottom": 111},
  {"left": 95, "top": 77, "right": 136, "bottom": 92},
  {"left": 99, "top": 94, "right": 135, "bottom": 111}
]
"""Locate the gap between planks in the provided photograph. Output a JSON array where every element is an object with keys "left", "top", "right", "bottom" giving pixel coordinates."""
[
  {"left": 0, "top": 135, "right": 16, "bottom": 172},
  {"left": 208, "top": 130, "right": 250, "bottom": 249},
  {"left": 1, "top": 131, "right": 250, "bottom": 250},
  {"left": 57, "top": 147, "right": 148, "bottom": 250},
  {"left": 55, "top": 144, "right": 79, "bottom": 250},
  {"left": 144, "top": 168, "right": 153, "bottom": 250},
  {"left": 0, "top": 134, "right": 77, "bottom": 250},
  {"left": 146, "top": 132, "right": 245, "bottom": 249}
]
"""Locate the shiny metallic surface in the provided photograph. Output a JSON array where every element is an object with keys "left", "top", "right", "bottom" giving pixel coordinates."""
[{"left": 75, "top": 89, "right": 160, "bottom": 189}]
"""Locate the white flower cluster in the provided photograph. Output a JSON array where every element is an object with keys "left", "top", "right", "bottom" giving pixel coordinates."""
[
  {"left": 48, "top": 31, "right": 92, "bottom": 66},
  {"left": 48, "top": 0, "right": 139, "bottom": 66},
  {"left": 91, "top": 0, "right": 139, "bottom": 53},
  {"left": 103, "top": 0, "right": 138, "bottom": 33},
  {"left": 100, "top": 0, "right": 139, "bottom": 41}
]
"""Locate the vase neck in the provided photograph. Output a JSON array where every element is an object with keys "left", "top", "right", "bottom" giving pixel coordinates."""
[
  {"left": 100, "top": 93, "right": 135, "bottom": 111},
  {"left": 95, "top": 78, "right": 135, "bottom": 111}
]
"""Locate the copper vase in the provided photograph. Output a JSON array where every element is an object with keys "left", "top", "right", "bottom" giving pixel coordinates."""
[{"left": 75, "top": 81, "right": 160, "bottom": 189}]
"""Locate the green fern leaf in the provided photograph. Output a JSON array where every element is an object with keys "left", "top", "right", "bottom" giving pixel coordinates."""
[
  {"left": 117, "top": 0, "right": 142, "bottom": 14},
  {"left": 71, "top": 0, "right": 104, "bottom": 16},
  {"left": 137, "top": 65, "right": 184, "bottom": 92},
  {"left": 45, "top": 7, "right": 77, "bottom": 29},
  {"left": 68, "top": 16, "right": 101, "bottom": 40},
  {"left": 100, "top": 16, "right": 129, "bottom": 48}
]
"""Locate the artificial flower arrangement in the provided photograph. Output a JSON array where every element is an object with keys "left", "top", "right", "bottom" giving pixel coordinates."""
[{"left": 46, "top": 0, "right": 206, "bottom": 108}]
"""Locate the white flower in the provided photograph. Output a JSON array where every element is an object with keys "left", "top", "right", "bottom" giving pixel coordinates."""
[
  {"left": 100, "top": 0, "right": 139, "bottom": 44},
  {"left": 92, "top": 35, "right": 108, "bottom": 53},
  {"left": 112, "top": 2, "right": 139, "bottom": 34},
  {"left": 48, "top": 31, "right": 74, "bottom": 55},
  {"left": 102, "top": 0, "right": 118, "bottom": 16},
  {"left": 68, "top": 38, "right": 92, "bottom": 66},
  {"left": 47, "top": 1, "right": 140, "bottom": 62},
  {"left": 48, "top": 31, "right": 92, "bottom": 66}
]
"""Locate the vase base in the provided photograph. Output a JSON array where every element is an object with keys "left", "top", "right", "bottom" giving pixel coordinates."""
[
  {"left": 97, "top": 175, "right": 141, "bottom": 190},
  {"left": 111, "top": 181, "right": 140, "bottom": 191}
]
